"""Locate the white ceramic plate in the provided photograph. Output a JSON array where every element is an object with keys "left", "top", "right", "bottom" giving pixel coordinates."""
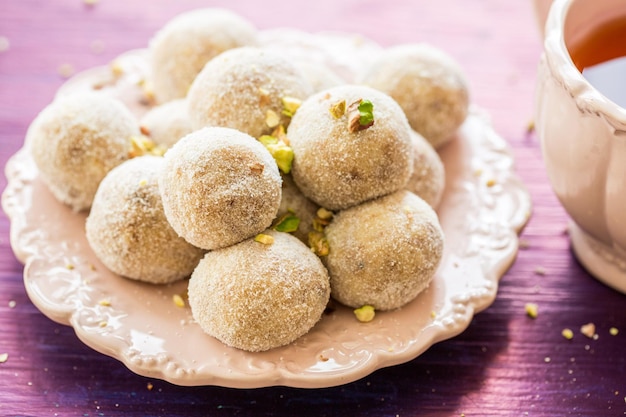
[{"left": 1, "top": 31, "right": 531, "bottom": 388}]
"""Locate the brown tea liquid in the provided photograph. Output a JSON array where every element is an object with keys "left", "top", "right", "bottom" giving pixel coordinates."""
[{"left": 568, "top": 15, "right": 626, "bottom": 108}]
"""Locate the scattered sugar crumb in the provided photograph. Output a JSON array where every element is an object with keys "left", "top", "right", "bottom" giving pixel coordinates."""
[
  {"left": 580, "top": 323, "right": 596, "bottom": 339},
  {"left": 57, "top": 63, "right": 75, "bottom": 79},
  {"left": 485, "top": 178, "right": 497, "bottom": 187},
  {"left": 98, "top": 299, "right": 111, "bottom": 307},
  {"left": 98, "top": 321, "right": 107, "bottom": 328},
  {"left": 544, "top": 356, "right": 551, "bottom": 363},
  {"left": 172, "top": 294, "right": 185, "bottom": 308},
  {"left": 146, "top": 382, "right": 153, "bottom": 391},
  {"left": 533, "top": 266, "right": 546, "bottom": 276},
  {"left": 0, "top": 36, "right": 9, "bottom": 52},
  {"left": 525, "top": 303, "right": 538, "bottom": 319},
  {"left": 0, "top": 353, "right": 8, "bottom": 363},
  {"left": 609, "top": 327, "right": 619, "bottom": 336},
  {"left": 8, "top": 300, "right": 16, "bottom": 308},
  {"left": 561, "top": 328, "right": 574, "bottom": 340},
  {"left": 526, "top": 120, "right": 535, "bottom": 134},
  {"left": 430, "top": 310, "right": 437, "bottom": 319},
  {"left": 65, "top": 263, "right": 75, "bottom": 270}
]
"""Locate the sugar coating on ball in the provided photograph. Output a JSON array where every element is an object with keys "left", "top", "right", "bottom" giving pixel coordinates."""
[
  {"left": 188, "top": 230, "right": 330, "bottom": 352},
  {"left": 288, "top": 84, "right": 414, "bottom": 211},
  {"left": 359, "top": 43, "right": 469, "bottom": 149},
  {"left": 149, "top": 8, "right": 258, "bottom": 103},
  {"left": 405, "top": 130, "right": 446, "bottom": 208},
  {"left": 27, "top": 92, "right": 138, "bottom": 211},
  {"left": 159, "top": 126, "right": 282, "bottom": 250},
  {"left": 139, "top": 98, "right": 192, "bottom": 149},
  {"left": 86, "top": 156, "right": 205, "bottom": 284},
  {"left": 324, "top": 190, "right": 444, "bottom": 311},
  {"left": 187, "top": 46, "right": 313, "bottom": 138}
]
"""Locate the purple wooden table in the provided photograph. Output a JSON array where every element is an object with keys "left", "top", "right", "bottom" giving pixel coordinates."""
[{"left": 1, "top": 1, "right": 624, "bottom": 416}]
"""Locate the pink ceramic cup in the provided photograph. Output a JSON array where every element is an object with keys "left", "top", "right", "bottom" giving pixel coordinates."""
[{"left": 535, "top": 0, "right": 626, "bottom": 294}]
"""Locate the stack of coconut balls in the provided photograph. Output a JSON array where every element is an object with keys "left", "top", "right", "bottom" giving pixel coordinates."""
[{"left": 26, "top": 8, "right": 470, "bottom": 352}]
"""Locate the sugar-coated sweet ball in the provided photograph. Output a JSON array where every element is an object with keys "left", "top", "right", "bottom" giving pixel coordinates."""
[
  {"left": 359, "top": 43, "right": 469, "bottom": 149},
  {"left": 27, "top": 92, "right": 138, "bottom": 211},
  {"left": 324, "top": 190, "right": 444, "bottom": 311},
  {"left": 139, "top": 99, "right": 192, "bottom": 149},
  {"left": 188, "top": 230, "right": 330, "bottom": 352},
  {"left": 149, "top": 8, "right": 258, "bottom": 103},
  {"left": 86, "top": 156, "right": 205, "bottom": 284},
  {"left": 159, "top": 126, "right": 282, "bottom": 251},
  {"left": 405, "top": 130, "right": 446, "bottom": 208},
  {"left": 187, "top": 46, "right": 313, "bottom": 138},
  {"left": 276, "top": 174, "right": 319, "bottom": 244},
  {"left": 288, "top": 84, "right": 413, "bottom": 211}
]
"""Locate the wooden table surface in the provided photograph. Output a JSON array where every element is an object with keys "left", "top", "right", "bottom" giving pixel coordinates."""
[{"left": 1, "top": 1, "right": 625, "bottom": 416}]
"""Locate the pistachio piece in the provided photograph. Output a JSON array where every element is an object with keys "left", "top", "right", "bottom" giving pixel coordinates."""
[
  {"left": 329, "top": 99, "right": 346, "bottom": 119},
  {"left": 254, "top": 233, "right": 275, "bottom": 245},
  {"left": 316, "top": 207, "right": 333, "bottom": 220},
  {"left": 260, "top": 137, "right": 293, "bottom": 174},
  {"left": 308, "top": 231, "right": 329, "bottom": 256},
  {"left": 347, "top": 98, "right": 375, "bottom": 132},
  {"left": 265, "top": 109, "right": 280, "bottom": 128},
  {"left": 354, "top": 305, "right": 375, "bottom": 322},
  {"left": 281, "top": 96, "right": 302, "bottom": 117},
  {"left": 273, "top": 212, "right": 300, "bottom": 233}
]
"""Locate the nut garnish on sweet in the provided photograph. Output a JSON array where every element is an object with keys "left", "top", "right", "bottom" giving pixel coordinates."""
[
  {"left": 281, "top": 96, "right": 302, "bottom": 117},
  {"left": 259, "top": 131, "right": 294, "bottom": 174},
  {"left": 347, "top": 98, "right": 375, "bottom": 132},
  {"left": 354, "top": 305, "right": 375, "bottom": 322},
  {"left": 272, "top": 212, "right": 300, "bottom": 233},
  {"left": 254, "top": 233, "right": 275, "bottom": 245}
]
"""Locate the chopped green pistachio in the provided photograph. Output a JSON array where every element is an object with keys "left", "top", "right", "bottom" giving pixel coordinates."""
[
  {"left": 129, "top": 135, "right": 164, "bottom": 158},
  {"left": 312, "top": 217, "right": 330, "bottom": 232},
  {"left": 270, "top": 145, "right": 293, "bottom": 174},
  {"left": 259, "top": 129, "right": 294, "bottom": 173},
  {"left": 329, "top": 99, "right": 346, "bottom": 119},
  {"left": 561, "top": 328, "right": 574, "bottom": 340},
  {"left": 254, "top": 233, "right": 275, "bottom": 245},
  {"left": 273, "top": 213, "right": 300, "bottom": 233},
  {"left": 357, "top": 100, "right": 374, "bottom": 127},
  {"left": 172, "top": 294, "right": 185, "bottom": 308},
  {"left": 259, "top": 134, "right": 279, "bottom": 146},
  {"left": 281, "top": 96, "right": 302, "bottom": 117},
  {"left": 308, "top": 231, "right": 329, "bottom": 256},
  {"left": 354, "top": 305, "right": 375, "bottom": 322},
  {"left": 316, "top": 207, "right": 334, "bottom": 220},
  {"left": 265, "top": 109, "right": 280, "bottom": 128}
]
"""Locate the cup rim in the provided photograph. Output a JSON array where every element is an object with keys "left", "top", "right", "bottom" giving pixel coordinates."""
[{"left": 544, "top": 0, "right": 626, "bottom": 129}]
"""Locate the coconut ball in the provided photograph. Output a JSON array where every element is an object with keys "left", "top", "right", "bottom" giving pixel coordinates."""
[
  {"left": 159, "top": 126, "right": 282, "bottom": 250},
  {"left": 26, "top": 92, "right": 138, "bottom": 211},
  {"left": 359, "top": 43, "right": 469, "bottom": 149},
  {"left": 288, "top": 84, "right": 413, "bottom": 211},
  {"left": 139, "top": 99, "right": 192, "bottom": 149},
  {"left": 188, "top": 230, "right": 330, "bottom": 352},
  {"left": 405, "top": 130, "right": 446, "bottom": 208},
  {"left": 149, "top": 8, "right": 258, "bottom": 103},
  {"left": 325, "top": 190, "right": 444, "bottom": 311},
  {"left": 86, "top": 156, "right": 204, "bottom": 284},
  {"left": 187, "top": 46, "right": 313, "bottom": 138}
]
